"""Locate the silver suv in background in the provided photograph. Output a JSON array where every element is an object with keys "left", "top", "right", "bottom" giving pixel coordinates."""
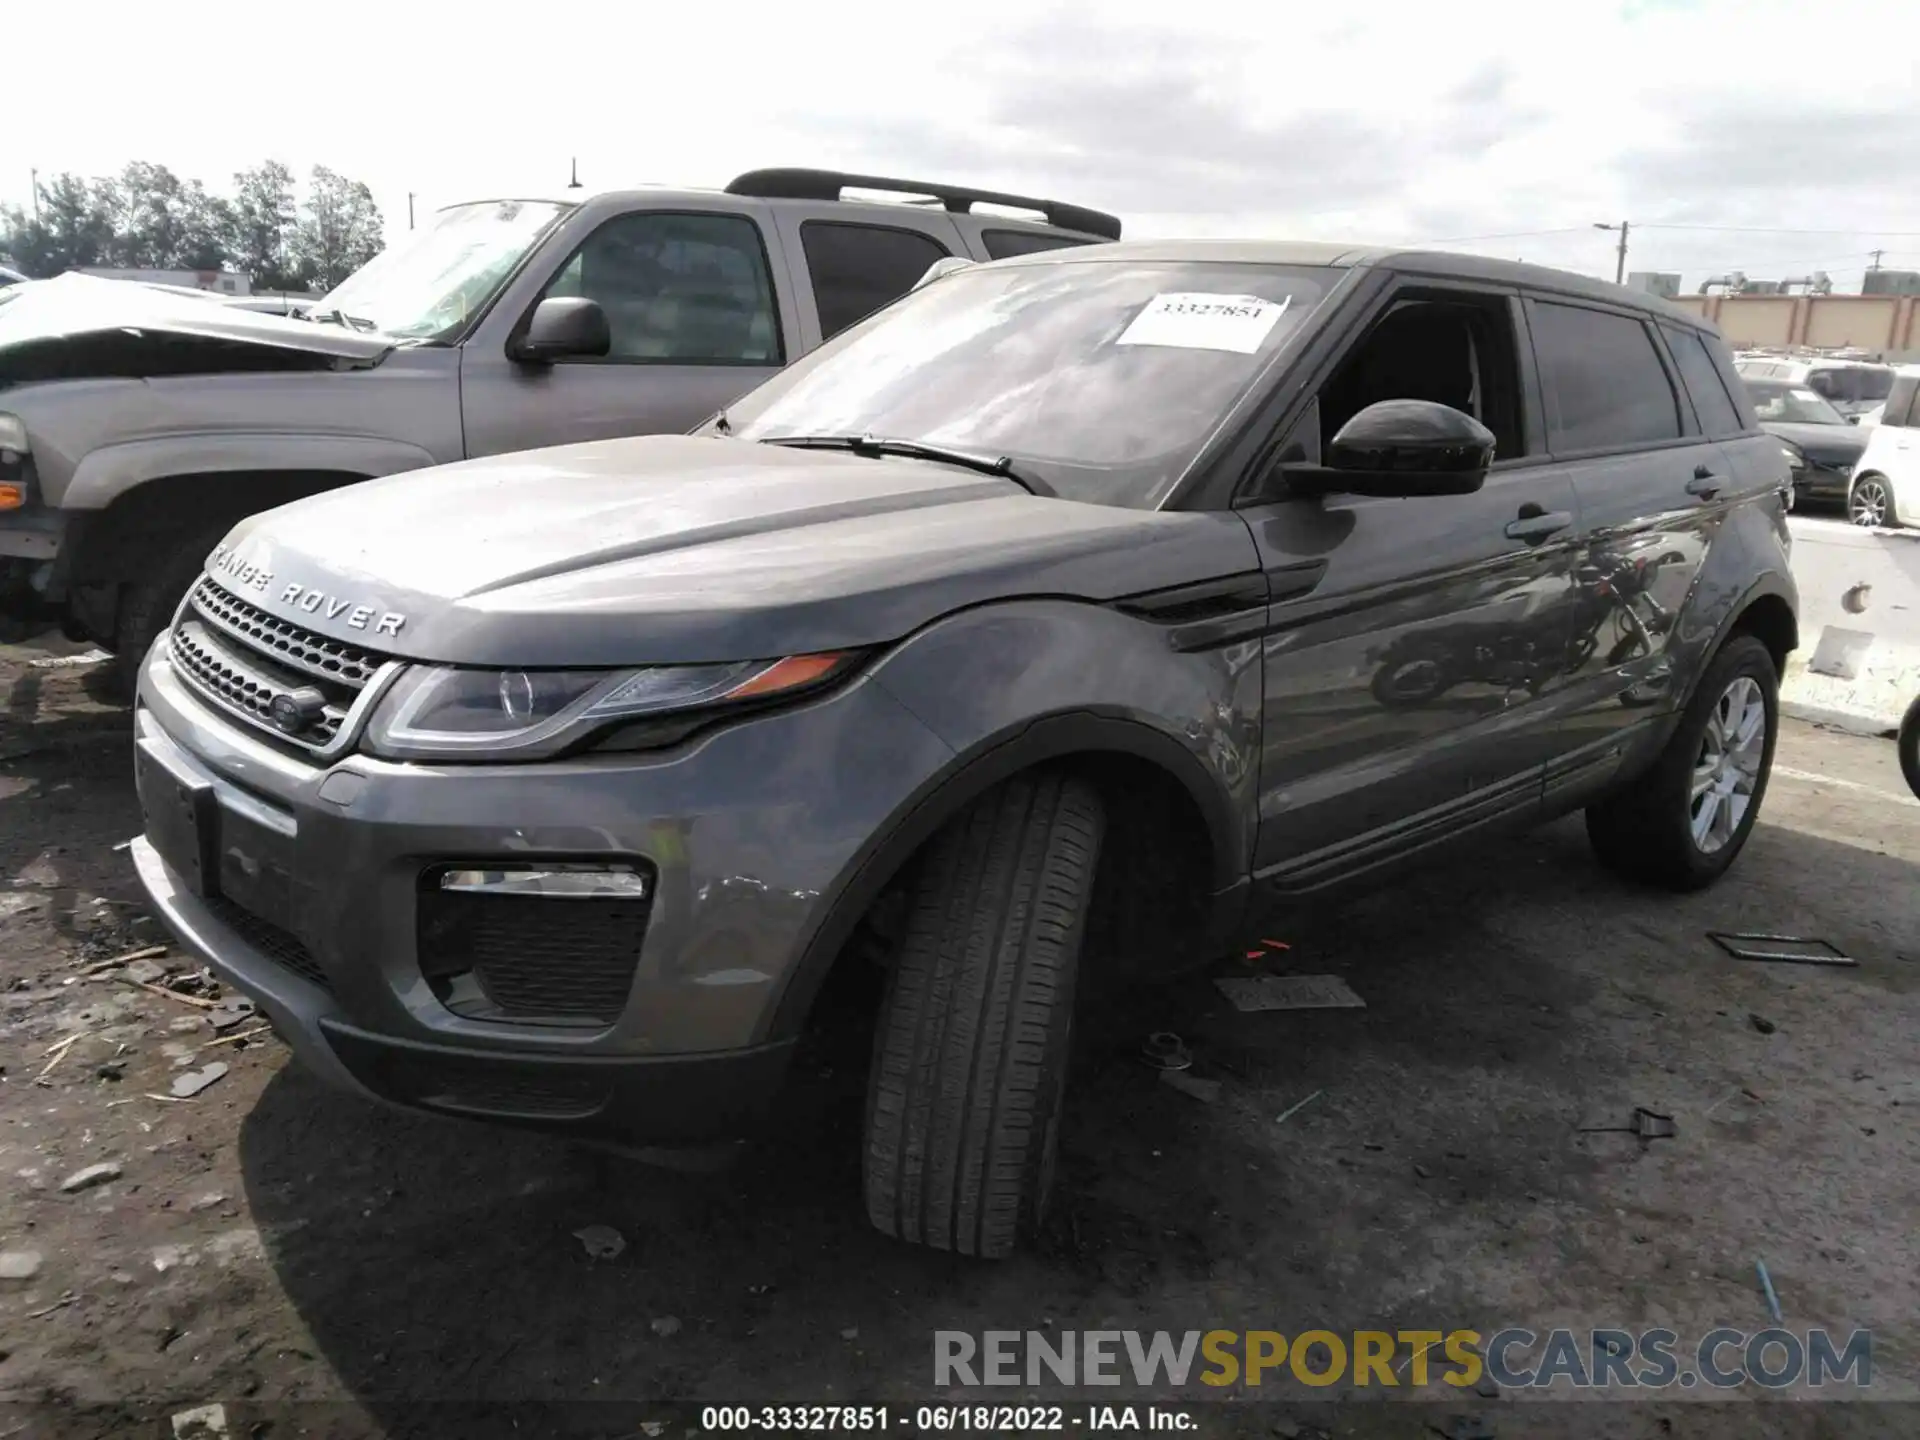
[
  {"left": 1734, "top": 354, "right": 1894, "bottom": 420},
  {"left": 0, "top": 169, "right": 1117, "bottom": 687}
]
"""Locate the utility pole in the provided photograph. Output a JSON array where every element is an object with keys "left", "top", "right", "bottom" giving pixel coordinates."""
[
  {"left": 567, "top": 157, "right": 582, "bottom": 190},
  {"left": 408, "top": 192, "right": 416, "bottom": 230},
  {"left": 29, "top": 168, "right": 39, "bottom": 220},
  {"left": 1869, "top": 249, "right": 1884, "bottom": 271},
  {"left": 1593, "top": 220, "right": 1630, "bottom": 284}
]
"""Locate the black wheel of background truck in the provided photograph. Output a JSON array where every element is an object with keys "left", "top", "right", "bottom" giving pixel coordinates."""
[
  {"left": 1585, "top": 634, "right": 1779, "bottom": 892},
  {"left": 111, "top": 518, "right": 234, "bottom": 698},
  {"left": 863, "top": 771, "right": 1104, "bottom": 1259}
]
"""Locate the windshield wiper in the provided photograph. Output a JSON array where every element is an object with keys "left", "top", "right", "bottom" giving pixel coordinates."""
[{"left": 757, "top": 433, "right": 1052, "bottom": 497}]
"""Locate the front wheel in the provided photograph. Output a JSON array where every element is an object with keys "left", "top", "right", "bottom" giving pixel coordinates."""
[
  {"left": 1899, "top": 694, "right": 1920, "bottom": 802},
  {"left": 110, "top": 517, "right": 235, "bottom": 698},
  {"left": 863, "top": 772, "right": 1103, "bottom": 1258},
  {"left": 1848, "top": 473, "right": 1896, "bottom": 529},
  {"left": 1585, "top": 635, "right": 1779, "bottom": 891}
]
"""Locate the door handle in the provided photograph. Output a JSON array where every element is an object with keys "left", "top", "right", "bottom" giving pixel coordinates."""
[
  {"left": 1505, "top": 508, "right": 1572, "bottom": 542},
  {"left": 1686, "top": 465, "right": 1721, "bottom": 499}
]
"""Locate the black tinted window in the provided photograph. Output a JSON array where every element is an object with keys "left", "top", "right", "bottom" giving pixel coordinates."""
[
  {"left": 1664, "top": 327, "right": 1744, "bottom": 437},
  {"left": 982, "top": 230, "right": 1095, "bottom": 261},
  {"left": 1856, "top": 367, "right": 1893, "bottom": 402},
  {"left": 541, "top": 211, "right": 782, "bottom": 364},
  {"left": 1531, "top": 301, "right": 1680, "bottom": 450},
  {"left": 801, "top": 222, "right": 951, "bottom": 340}
]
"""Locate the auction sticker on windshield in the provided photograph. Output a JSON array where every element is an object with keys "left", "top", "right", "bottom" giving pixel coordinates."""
[{"left": 1117, "top": 293, "right": 1290, "bottom": 354}]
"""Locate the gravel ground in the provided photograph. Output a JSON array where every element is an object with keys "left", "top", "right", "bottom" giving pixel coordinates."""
[{"left": 1, "top": 635, "right": 1914, "bottom": 1440}]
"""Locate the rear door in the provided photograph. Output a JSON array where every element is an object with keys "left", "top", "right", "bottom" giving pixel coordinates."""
[
  {"left": 458, "top": 206, "right": 793, "bottom": 458},
  {"left": 1527, "top": 297, "right": 1731, "bottom": 795},
  {"left": 767, "top": 208, "right": 964, "bottom": 349}
]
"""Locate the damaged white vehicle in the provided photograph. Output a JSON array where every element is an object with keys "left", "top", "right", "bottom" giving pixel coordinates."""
[{"left": 0, "top": 173, "right": 1119, "bottom": 684}]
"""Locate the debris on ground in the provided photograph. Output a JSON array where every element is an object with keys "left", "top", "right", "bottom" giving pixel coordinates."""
[
  {"left": 650, "top": 1315, "right": 682, "bottom": 1337},
  {"left": 207, "top": 998, "right": 257, "bottom": 1032},
  {"left": 169, "top": 1062, "right": 229, "bottom": 1099},
  {"left": 1578, "top": 1108, "right": 1676, "bottom": 1143},
  {"left": 1757, "top": 1260, "right": 1784, "bottom": 1322},
  {"left": 95, "top": 1060, "right": 126, "bottom": 1082},
  {"left": 0, "top": 1250, "right": 44, "bottom": 1281},
  {"left": 1158, "top": 1070, "right": 1222, "bottom": 1104},
  {"left": 188, "top": 1191, "right": 228, "bottom": 1213},
  {"left": 121, "top": 976, "right": 224, "bottom": 1010},
  {"left": 29, "top": 649, "right": 112, "bottom": 669},
  {"left": 1274, "top": 1089, "right": 1324, "bottom": 1126},
  {"left": 1428, "top": 1417, "right": 1495, "bottom": 1440},
  {"left": 1214, "top": 974, "right": 1366, "bottom": 1012},
  {"left": 1139, "top": 1032, "right": 1192, "bottom": 1072},
  {"left": 59, "top": 1161, "right": 123, "bottom": 1193},
  {"left": 170, "top": 1403, "right": 230, "bottom": 1439},
  {"left": 1708, "top": 932, "right": 1857, "bottom": 967},
  {"left": 574, "top": 1224, "right": 626, "bottom": 1260},
  {"left": 79, "top": 944, "right": 169, "bottom": 977},
  {"left": 202, "top": 1024, "right": 271, "bottom": 1050},
  {"left": 27, "top": 1292, "right": 77, "bottom": 1318},
  {"left": 1749, "top": 1013, "right": 1777, "bottom": 1034}
]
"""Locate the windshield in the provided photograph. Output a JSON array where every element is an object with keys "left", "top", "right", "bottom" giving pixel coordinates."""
[
  {"left": 312, "top": 199, "right": 570, "bottom": 342},
  {"left": 1744, "top": 380, "right": 1847, "bottom": 426},
  {"left": 722, "top": 259, "right": 1335, "bottom": 508}
]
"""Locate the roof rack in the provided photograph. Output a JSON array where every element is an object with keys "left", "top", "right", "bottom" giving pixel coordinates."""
[{"left": 724, "top": 168, "right": 1122, "bottom": 241}]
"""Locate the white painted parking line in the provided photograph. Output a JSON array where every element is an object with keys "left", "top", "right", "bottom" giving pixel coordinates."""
[{"left": 1774, "top": 765, "right": 1920, "bottom": 808}]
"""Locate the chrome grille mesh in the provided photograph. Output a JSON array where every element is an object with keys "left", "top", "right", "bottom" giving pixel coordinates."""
[{"left": 167, "top": 577, "right": 393, "bottom": 752}]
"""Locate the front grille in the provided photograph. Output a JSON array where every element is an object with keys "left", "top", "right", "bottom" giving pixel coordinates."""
[
  {"left": 373, "top": 1051, "right": 609, "bottom": 1119},
  {"left": 203, "top": 893, "right": 332, "bottom": 992},
  {"left": 167, "top": 577, "right": 392, "bottom": 752},
  {"left": 417, "top": 891, "right": 651, "bottom": 1024}
]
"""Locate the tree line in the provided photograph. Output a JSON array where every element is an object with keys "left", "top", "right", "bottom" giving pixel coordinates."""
[{"left": 0, "top": 161, "right": 386, "bottom": 293}]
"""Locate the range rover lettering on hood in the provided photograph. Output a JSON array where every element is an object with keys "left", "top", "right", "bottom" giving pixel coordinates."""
[{"left": 207, "top": 544, "right": 407, "bottom": 637}]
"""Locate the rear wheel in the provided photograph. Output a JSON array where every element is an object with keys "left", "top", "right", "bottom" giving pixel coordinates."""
[
  {"left": 1586, "top": 635, "right": 1778, "bottom": 891},
  {"left": 1848, "top": 473, "right": 1896, "bottom": 529},
  {"left": 1899, "top": 694, "right": 1920, "bottom": 802},
  {"left": 863, "top": 772, "right": 1104, "bottom": 1258}
]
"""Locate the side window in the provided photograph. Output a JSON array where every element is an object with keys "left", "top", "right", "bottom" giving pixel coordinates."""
[
  {"left": 1318, "top": 292, "right": 1528, "bottom": 461},
  {"left": 1530, "top": 301, "right": 1680, "bottom": 452},
  {"left": 1858, "top": 368, "right": 1893, "bottom": 404},
  {"left": 1886, "top": 376, "right": 1920, "bottom": 429},
  {"left": 1805, "top": 369, "right": 1841, "bottom": 400},
  {"left": 535, "top": 211, "right": 782, "bottom": 365},
  {"left": 801, "top": 222, "right": 951, "bottom": 340},
  {"left": 1663, "top": 326, "right": 1745, "bottom": 438},
  {"left": 982, "top": 229, "right": 1094, "bottom": 261}
]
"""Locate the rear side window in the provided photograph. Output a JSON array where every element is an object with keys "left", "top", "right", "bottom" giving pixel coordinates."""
[
  {"left": 1663, "top": 326, "right": 1745, "bottom": 438},
  {"left": 1530, "top": 301, "right": 1681, "bottom": 452},
  {"left": 1858, "top": 368, "right": 1893, "bottom": 402},
  {"left": 801, "top": 222, "right": 952, "bottom": 340},
  {"left": 981, "top": 229, "right": 1095, "bottom": 261}
]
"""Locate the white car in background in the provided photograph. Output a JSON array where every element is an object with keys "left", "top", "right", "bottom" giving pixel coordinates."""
[{"left": 1846, "top": 366, "right": 1920, "bottom": 527}]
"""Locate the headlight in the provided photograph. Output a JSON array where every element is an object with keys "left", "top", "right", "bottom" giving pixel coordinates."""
[
  {"left": 0, "top": 414, "right": 28, "bottom": 454},
  {"left": 1778, "top": 442, "right": 1804, "bottom": 467},
  {"left": 363, "top": 652, "right": 856, "bottom": 761}
]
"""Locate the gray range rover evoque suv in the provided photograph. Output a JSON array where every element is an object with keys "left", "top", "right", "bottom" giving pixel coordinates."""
[{"left": 131, "top": 240, "right": 1797, "bottom": 1258}]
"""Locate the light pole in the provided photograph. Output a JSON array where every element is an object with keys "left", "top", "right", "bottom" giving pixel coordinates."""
[
  {"left": 1594, "top": 221, "right": 1630, "bottom": 284},
  {"left": 567, "top": 158, "right": 582, "bottom": 190},
  {"left": 407, "top": 192, "right": 416, "bottom": 230}
]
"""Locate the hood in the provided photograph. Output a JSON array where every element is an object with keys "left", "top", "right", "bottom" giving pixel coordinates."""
[
  {"left": 1761, "top": 420, "right": 1867, "bottom": 466},
  {"left": 0, "top": 273, "right": 392, "bottom": 382},
  {"left": 210, "top": 435, "right": 1257, "bottom": 667}
]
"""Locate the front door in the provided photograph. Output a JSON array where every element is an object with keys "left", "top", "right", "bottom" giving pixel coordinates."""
[
  {"left": 1241, "top": 283, "right": 1581, "bottom": 893},
  {"left": 459, "top": 209, "right": 791, "bottom": 459}
]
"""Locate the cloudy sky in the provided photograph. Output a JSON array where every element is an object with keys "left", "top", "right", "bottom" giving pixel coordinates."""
[{"left": 11, "top": 0, "right": 1920, "bottom": 291}]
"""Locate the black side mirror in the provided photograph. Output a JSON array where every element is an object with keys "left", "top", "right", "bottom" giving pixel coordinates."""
[
  {"left": 1281, "top": 400, "right": 1496, "bottom": 499},
  {"left": 512, "top": 297, "right": 611, "bottom": 364},
  {"left": 1847, "top": 414, "right": 1861, "bottom": 425}
]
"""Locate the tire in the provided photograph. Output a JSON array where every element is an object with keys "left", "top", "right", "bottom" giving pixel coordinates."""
[
  {"left": 1847, "top": 473, "right": 1897, "bottom": 529},
  {"left": 109, "top": 518, "right": 234, "bottom": 698},
  {"left": 1899, "top": 694, "right": 1920, "bottom": 802},
  {"left": 1585, "top": 634, "right": 1778, "bottom": 891},
  {"left": 863, "top": 772, "right": 1104, "bottom": 1258}
]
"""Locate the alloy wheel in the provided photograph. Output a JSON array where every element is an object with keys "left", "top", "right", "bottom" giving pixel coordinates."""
[
  {"left": 1849, "top": 477, "right": 1889, "bottom": 528},
  {"left": 1690, "top": 675, "right": 1766, "bottom": 854}
]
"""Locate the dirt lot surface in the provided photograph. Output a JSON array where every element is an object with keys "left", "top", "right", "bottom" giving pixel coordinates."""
[{"left": 1, "top": 634, "right": 1915, "bottom": 1440}]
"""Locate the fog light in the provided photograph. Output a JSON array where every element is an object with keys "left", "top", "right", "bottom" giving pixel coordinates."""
[{"left": 436, "top": 865, "right": 650, "bottom": 899}]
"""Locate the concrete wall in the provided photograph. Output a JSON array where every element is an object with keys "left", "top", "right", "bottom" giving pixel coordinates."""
[
  {"left": 1779, "top": 517, "right": 1920, "bottom": 733},
  {"left": 1673, "top": 293, "right": 1920, "bottom": 359}
]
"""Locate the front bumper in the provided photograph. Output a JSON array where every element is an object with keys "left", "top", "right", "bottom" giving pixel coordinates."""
[
  {"left": 1789, "top": 458, "right": 1854, "bottom": 504},
  {"left": 0, "top": 509, "right": 70, "bottom": 630},
  {"left": 131, "top": 637, "right": 957, "bottom": 1144}
]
